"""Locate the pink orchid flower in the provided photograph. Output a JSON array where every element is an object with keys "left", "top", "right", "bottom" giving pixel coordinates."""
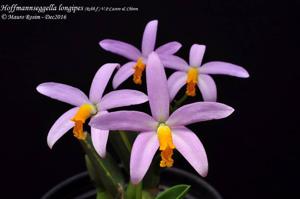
[
  {"left": 99, "top": 20, "right": 184, "bottom": 88},
  {"left": 36, "top": 63, "right": 148, "bottom": 157},
  {"left": 167, "top": 44, "right": 249, "bottom": 101},
  {"left": 90, "top": 53, "right": 234, "bottom": 184}
]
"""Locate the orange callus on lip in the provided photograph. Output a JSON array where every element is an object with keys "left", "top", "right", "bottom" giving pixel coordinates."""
[
  {"left": 186, "top": 67, "right": 198, "bottom": 96},
  {"left": 133, "top": 58, "right": 146, "bottom": 85},
  {"left": 71, "top": 104, "right": 95, "bottom": 140}
]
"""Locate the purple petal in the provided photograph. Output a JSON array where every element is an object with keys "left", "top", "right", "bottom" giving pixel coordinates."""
[
  {"left": 167, "top": 102, "right": 234, "bottom": 126},
  {"left": 200, "top": 61, "right": 249, "bottom": 78},
  {"left": 142, "top": 20, "right": 158, "bottom": 56},
  {"left": 155, "top": 42, "right": 182, "bottom": 55},
  {"left": 198, "top": 74, "right": 217, "bottom": 102},
  {"left": 90, "top": 111, "right": 109, "bottom": 158},
  {"left": 146, "top": 52, "right": 170, "bottom": 122},
  {"left": 159, "top": 55, "right": 189, "bottom": 71},
  {"left": 89, "top": 63, "right": 119, "bottom": 103},
  {"left": 99, "top": 39, "right": 141, "bottom": 61},
  {"left": 130, "top": 132, "right": 159, "bottom": 184},
  {"left": 37, "top": 83, "right": 89, "bottom": 107},
  {"left": 99, "top": 89, "right": 148, "bottom": 110},
  {"left": 189, "top": 44, "right": 206, "bottom": 67},
  {"left": 89, "top": 111, "right": 157, "bottom": 132},
  {"left": 168, "top": 71, "right": 187, "bottom": 101},
  {"left": 91, "top": 127, "right": 109, "bottom": 158},
  {"left": 172, "top": 127, "right": 208, "bottom": 177},
  {"left": 47, "top": 107, "right": 78, "bottom": 148},
  {"left": 112, "top": 62, "right": 135, "bottom": 89}
]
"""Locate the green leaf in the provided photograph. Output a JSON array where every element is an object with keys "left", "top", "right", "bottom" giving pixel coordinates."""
[
  {"left": 96, "top": 191, "right": 113, "bottom": 199},
  {"left": 84, "top": 155, "right": 104, "bottom": 190},
  {"left": 109, "top": 131, "right": 134, "bottom": 173},
  {"left": 80, "top": 133, "right": 125, "bottom": 198},
  {"left": 155, "top": 184, "right": 191, "bottom": 199}
]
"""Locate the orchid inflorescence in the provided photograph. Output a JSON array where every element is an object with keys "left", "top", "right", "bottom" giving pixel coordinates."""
[{"left": 37, "top": 20, "right": 249, "bottom": 199}]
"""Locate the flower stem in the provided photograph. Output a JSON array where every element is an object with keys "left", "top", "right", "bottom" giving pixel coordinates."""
[
  {"left": 171, "top": 94, "right": 189, "bottom": 112},
  {"left": 119, "top": 130, "right": 132, "bottom": 152},
  {"left": 126, "top": 182, "right": 142, "bottom": 199}
]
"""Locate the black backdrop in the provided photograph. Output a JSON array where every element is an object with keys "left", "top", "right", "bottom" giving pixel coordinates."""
[{"left": 1, "top": 0, "right": 299, "bottom": 198}]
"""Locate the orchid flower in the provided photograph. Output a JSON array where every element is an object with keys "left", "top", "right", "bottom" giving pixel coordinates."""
[
  {"left": 36, "top": 63, "right": 148, "bottom": 157},
  {"left": 167, "top": 44, "right": 249, "bottom": 101},
  {"left": 99, "top": 20, "right": 183, "bottom": 88},
  {"left": 90, "top": 53, "right": 234, "bottom": 184}
]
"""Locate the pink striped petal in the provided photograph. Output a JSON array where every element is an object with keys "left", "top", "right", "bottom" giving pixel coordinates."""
[
  {"left": 91, "top": 127, "right": 109, "bottom": 158},
  {"left": 142, "top": 20, "right": 158, "bottom": 56},
  {"left": 159, "top": 55, "right": 189, "bottom": 71},
  {"left": 155, "top": 42, "right": 182, "bottom": 55},
  {"left": 172, "top": 127, "right": 208, "bottom": 177},
  {"left": 167, "top": 102, "right": 234, "bottom": 127},
  {"left": 168, "top": 71, "right": 187, "bottom": 101},
  {"left": 47, "top": 107, "right": 78, "bottom": 148},
  {"left": 89, "top": 111, "right": 157, "bottom": 132},
  {"left": 198, "top": 74, "right": 217, "bottom": 102},
  {"left": 37, "top": 83, "right": 89, "bottom": 107},
  {"left": 146, "top": 52, "right": 170, "bottom": 121},
  {"left": 89, "top": 63, "right": 119, "bottom": 103},
  {"left": 200, "top": 61, "right": 249, "bottom": 78},
  {"left": 99, "top": 39, "right": 141, "bottom": 61},
  {"left": 130, "top": 132, "right": 158, "bottom": 184},
  {"left": 189, "top": 44, "right": 206, "bottom": 67},
  {"left": 99, "top": 89, "right": 148, "bottom": 110},
  {"left": 112, "top": 62, "right": 135, "bottom": 89}
]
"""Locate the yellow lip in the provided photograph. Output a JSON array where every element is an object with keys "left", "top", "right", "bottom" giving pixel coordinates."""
[{"left": 157, "top": 124, "right": 175, "bottom": 168}]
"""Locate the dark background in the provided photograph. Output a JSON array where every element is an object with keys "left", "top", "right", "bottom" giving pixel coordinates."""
[{"left": 1, "top": 0, "right": 299, "bottom": 198}]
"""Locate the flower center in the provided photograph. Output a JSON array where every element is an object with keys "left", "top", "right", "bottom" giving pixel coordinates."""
[
  {"left": 186, "top": 67, "right": 198, "bottom": 96},
  {"left": 157, "top": 124, "right": 175, "bottom": 168},
  {"left": 71, "top": 104, "right": 96, "bottom": 140},
  {"left": 133, "top": 57, "right": 146, "bottom": 85}
]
